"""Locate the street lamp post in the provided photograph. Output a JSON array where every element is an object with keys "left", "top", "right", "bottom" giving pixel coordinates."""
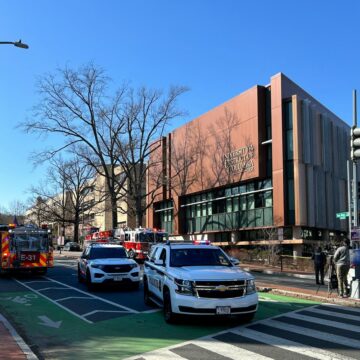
[{"left": 0, "top": 39, "right": 29, "bottom": 49}]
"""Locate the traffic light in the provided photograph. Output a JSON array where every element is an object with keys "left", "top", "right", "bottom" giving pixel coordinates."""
[{"left": 351, "top": 126, "right": 360, "bottom": 160}]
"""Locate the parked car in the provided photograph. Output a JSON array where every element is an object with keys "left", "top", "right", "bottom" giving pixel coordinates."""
[
  {"left": 143, "top": 242, "right": 258, "bottom": 323},
  {"left": 77, "top": 243, "right": 140, "bottom": 290},
  {"left": 63, "top": 242, "right": 81, "bottom": 251}
]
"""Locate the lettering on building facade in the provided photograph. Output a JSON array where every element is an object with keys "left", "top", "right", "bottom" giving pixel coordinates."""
[{"left": 223, "top": 144, "right": 255, "bottom": 174}]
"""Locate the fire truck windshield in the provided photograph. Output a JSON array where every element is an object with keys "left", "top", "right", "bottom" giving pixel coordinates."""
[
  {"left": 138, "top": 233, "right": 155, "bottom": 243},
  {"left": 10, "top": 233, "right": 49, "bottom": 252}
]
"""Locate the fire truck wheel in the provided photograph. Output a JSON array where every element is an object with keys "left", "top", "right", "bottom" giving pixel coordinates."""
[
  {"left": 143, "top": 279, "right": 153, "bottom": 306},
  {"left": 128, "top": 249, "right": 135, "bottom": 259}
]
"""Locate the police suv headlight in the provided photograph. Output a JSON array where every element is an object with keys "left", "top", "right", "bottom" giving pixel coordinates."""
[
  {"left": 129, "top": 264, "right": 138, "bottom": 269},
  {"left": 91, "top": 264, "right": 105, "bottom": 270},
  {"left": 174, "top": 278, "right": 194, "bottom": 296},
  {"left": 246, "top": 279, "right": 256, "bottom": 295}
]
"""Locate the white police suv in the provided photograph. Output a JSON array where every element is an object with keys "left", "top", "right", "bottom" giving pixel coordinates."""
[
  {"left": 78, "top": 244, "right": 140, "bottom": 290},
  {"left": 143, "top": 242, "right": 258, "bottom": 323}
]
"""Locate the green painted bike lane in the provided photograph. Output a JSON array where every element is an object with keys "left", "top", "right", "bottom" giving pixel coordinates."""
[{"left": 0, "top": 291, "right": 319, "bottom": 360}]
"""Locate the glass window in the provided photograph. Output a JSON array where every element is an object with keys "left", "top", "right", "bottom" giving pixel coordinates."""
[
  {"left": 196, "top": 204, "right": 201, "bottom": 217},
  {"left": 255, "top": 209, "right": 264, "bottom": 227},
  {"left": 255, "top": 193, "right": 265, "bottom": 208},
  {"left": 240, "top": 196, "right": 247, "bottom": 211},
  {"left": 207, "top": 202, "right": 212, "bottom": 216},
  {"left": 264, "top": 208, "right": 273, "bottom": 226},
  {"left": 232, "top": 186, "right": 239, "bottom": 195},
  {"left": 233, "top": 197, "right": 239, "bottom": 212},
  {"left": 202, "top": 203, "right": 207, "bottom": 217},
  {"left": 247, "top": 194, "right": 255, "bottom": 210},
  {"left": 247, "top": 183, "right": 255, "bottom": 192},
  {"left": 264, "top": 191, "right": 273, "bottom": 207},
  {"left": 226, "top": 198, "right": 232, "bottom": 213},
  {"left": 239, "top": 185, "right": 246, "bottom": 194}
]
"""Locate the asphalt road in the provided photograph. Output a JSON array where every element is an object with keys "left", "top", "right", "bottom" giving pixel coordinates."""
[{"left": 1, "top": 256, "right": 359, "bottom": 360}]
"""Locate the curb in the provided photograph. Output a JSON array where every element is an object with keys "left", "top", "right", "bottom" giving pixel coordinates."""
[
  {"left": 0, "top": 314, "right": 38, "bottom": 359},
  {"left": 242, "top": 266, "right": 315, "bottom": 280}
]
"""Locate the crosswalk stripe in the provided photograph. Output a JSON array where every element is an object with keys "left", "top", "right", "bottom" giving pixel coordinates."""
[
  {"left": 230, "top": 328, "right": 355, "bottom": 360},
  {"left": 215, "top": 331, "right": 318, "bottom": 360},
  {"left": 247, "top": 323, "right": 360, "bottom": 359},
  {"left": 274, "top": 315, "right": 360, "bottom": 340},
  {"left": 265, "top": 318, "right": 360, "bottom": 349},
  {"left": 171, "top": 343, "right": 233, "bottom": 360},
  {"left": 283, "top": 312, "right": 360, "bottom": 333},
  {"left": 189, "top": 338, "right": 273, "bottom": 360},
  {"left": 317, "top": 304, "right": 360, "bottom": 316},
  {"left": 298, "top": 308, "right": 360, "bottom": 326},
  {"left": 126, "top": 348, "right": 186, "bottom": 360}
]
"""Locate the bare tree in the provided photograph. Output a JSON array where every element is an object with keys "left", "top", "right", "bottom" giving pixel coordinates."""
[
  {"left": 113, "top": 86, "right": 188, "bottom": 227},
  {"left": 28, "top": 156, "right": 101, "bottom": 242},
  {"left": 21, "top": 63, "right": 187, "bottom": 229}
]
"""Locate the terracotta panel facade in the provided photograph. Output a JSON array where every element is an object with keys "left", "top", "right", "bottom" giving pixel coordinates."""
[{"left": 147, "top": 73, "right": 350, "bottom": 252}]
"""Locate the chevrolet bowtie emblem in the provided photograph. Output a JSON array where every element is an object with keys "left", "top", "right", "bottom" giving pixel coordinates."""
[{"left": 215, "top": 285, "right": 228, "bottom": 292}]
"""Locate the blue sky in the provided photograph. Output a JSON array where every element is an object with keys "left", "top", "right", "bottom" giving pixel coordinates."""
[{"left": 0, "top": 0, "right": 359, "bottom": 211}]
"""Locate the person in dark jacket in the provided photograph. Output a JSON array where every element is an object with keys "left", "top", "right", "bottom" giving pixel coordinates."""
[
  {"left": 312, "top": 246, "right": 326, "bottom": 285},
  {"left": 333, "top": 238, "right": 350, "bottom": 297}
]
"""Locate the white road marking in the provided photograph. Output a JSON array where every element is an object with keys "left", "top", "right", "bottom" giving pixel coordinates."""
[
  {"left": 265, "top": 318, "right": 360, "bottom": 349},
  {"left": 56, "top": 296, "right": 92, "bottom": 302},
  {"left": 44, "top": 276, "right": 139, "bottom": 313},
  {"left": 14, "top": 279, "right": 93, "bottom": 324},
  {"left": 232, "top": 328, "right": 354, "bottom": 360},
  {"left": 38, "top": 315, "right": 62, "bottom": 329},
  {"left": 304, "top": 307, "right": 360, "bottom": 321},
  {"left": 82, "top": 310, "right": 129, "bottom": 317},
  {"left": 284, "top": 312, "right": 360, "bottom": 333},
  {"left": 37, "top": 287, "right": 69, "bottom": 291}
]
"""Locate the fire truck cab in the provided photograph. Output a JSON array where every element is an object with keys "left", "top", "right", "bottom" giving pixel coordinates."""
[
  {"left": 114, "top": 227, "right": 168, "bottom": 261},
  {"left": 0, "top": 224, "right": 54, "bottom": 275}
]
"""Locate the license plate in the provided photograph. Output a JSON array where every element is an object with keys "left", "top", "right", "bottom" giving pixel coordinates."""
[
  {"left": 113, "top": 276, "right": 123, "bottom": 281},
  {"left": 20, "top": 252, "right": 40, "bottom": 263},
  {"left": 216, "top": 306, "right": 231, "bottom": 315}
]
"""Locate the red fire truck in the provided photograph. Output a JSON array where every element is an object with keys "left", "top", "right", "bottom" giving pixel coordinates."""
[
  {"left": 114, "top": 227, "right": 168, "bottom": 260},
  {"left": 83, "top": 229, "right": 113, "bottom": 248},
  {"left": 0, "top": 224, "right": 54, "bottom": 275}
]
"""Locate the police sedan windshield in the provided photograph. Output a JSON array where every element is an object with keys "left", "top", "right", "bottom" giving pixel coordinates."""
[
  {"left": 89, "top": 247, "right": 128, "bottom": 259},
  {"left": 170, "top": 248, "right": 232, "bottom": 267}
]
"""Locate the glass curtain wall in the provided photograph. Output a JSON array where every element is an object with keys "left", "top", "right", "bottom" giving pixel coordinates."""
[{"left": 182, "top": 179, "right": 273, "bottom": 234}]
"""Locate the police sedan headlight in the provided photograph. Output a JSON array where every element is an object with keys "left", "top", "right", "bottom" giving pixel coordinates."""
[
  {"left": 246, "top": 279, "right": 256, "bottom": 295},
  {"left": 174, "top": 278, "right": 194, "bottom": 296},
  {"left": 91, "top": 264, "right": 105, "bottom": 270}
]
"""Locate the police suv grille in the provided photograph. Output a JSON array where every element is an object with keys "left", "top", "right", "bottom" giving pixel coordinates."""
[
  {"left": 194, "top": 280, "right": 246, "bottom": 299},
  {"left": 102, "top": 265, "right": 132, "bottom": 273}
]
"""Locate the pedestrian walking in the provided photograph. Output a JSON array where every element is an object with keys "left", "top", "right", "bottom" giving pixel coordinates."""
[
  {"left": 312, "top": 246, "right": 326, "bottom": 285},
  {"left": 333, "top": 238, "right": 350, "bottom": 298}
]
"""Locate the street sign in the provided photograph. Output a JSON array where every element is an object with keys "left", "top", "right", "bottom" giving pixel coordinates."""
[
  {"left": 336, "top": 211, "right": 349, "bottom": 219},
  {"left": 351, "top": 227, "right": 360, "bottom": 241}
]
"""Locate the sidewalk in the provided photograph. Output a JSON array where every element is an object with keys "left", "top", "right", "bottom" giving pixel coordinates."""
[
  {"left": 0, "top": 314, "right": 37, "bottom": 360},
  {"left": 241, "top": 262, "right": 360, "bottom": 307}
]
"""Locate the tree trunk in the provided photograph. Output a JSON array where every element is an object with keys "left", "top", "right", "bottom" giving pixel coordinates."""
[
  {"left": 73, "top": 213, "right": 80, "bottom": 242},
  {"left": 111, "top": 193, "right": 118, "bottom": 229}
]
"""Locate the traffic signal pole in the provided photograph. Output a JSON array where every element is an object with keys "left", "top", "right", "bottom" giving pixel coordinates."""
[{"left": 353, "top": 90, "right": 358, "bottom": 230}]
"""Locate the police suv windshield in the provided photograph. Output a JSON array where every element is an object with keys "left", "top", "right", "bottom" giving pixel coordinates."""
[
  {"left": 170, "top": 248, "right": 232, "bottom": 267},
  {"left": 89, "top": 247, "right": 128, "bottom": 259}
]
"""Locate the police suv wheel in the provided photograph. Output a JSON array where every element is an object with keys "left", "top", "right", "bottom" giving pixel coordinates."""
[
  {"left": 144, "top": 279, "right": 153, "bottom": 306},
  {"left": 164, "top": 290, "right": 177, "bottom": 323}
]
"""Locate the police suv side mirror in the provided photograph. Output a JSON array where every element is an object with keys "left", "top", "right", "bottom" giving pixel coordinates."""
[
  {"left": 154, "top": 259, "right": 165, "bottom": 266},
  {"left": 230, "top": 257, "right": 240, "bottom": 266}
]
